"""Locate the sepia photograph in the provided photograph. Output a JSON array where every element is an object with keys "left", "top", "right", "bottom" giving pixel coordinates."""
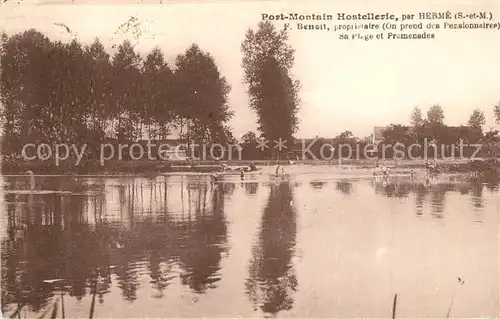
[{"left": 1, "top": 0, "right": 499, "bottom": 318}]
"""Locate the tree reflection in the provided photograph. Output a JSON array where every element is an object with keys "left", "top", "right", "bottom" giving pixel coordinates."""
[
  {"left": 335, "top": 180, "right": 352, "bottom": 195},
  {"left": 372, "top": 179, "right": 412, "bottom": 198},
  {"left": 245, "top": 182, "right": 259, "bottom": 195},
  {"left": 370, "top": 178, "right": 473, "bottom": 217},
  {"left": 414, "top": 184, "right": 427, "bottom": 216},
  {"left": 177, "top": 182, "right": 228, "bottom": 293},
  {"left": 1, "top": 189, "right": 96, "bottom": 314},
  {"left": 310, "top": 181, "right": 326, "bottom": 189},
  {"left": 1, "top": 176, "right": 230, "bottom": 315},
  {"left": 245, "top": 181, "right": 298, "bottom": 316},
  {"left": 470, "top": 182, "right": 484, "bottom": 209},
  {"left": 429, "top": 184, "right": 453, "bottom": 217}
]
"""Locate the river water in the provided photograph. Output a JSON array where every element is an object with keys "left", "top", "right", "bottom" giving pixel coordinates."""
[{"left": 1, "top": 169, "right": 499, "bottom": 318}]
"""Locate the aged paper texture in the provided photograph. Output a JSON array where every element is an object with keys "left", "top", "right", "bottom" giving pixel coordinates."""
[{"left": 1, "top": 0, "right": 500, "bottom": 318}]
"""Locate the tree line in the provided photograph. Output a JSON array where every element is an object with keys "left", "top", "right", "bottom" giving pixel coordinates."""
[
  {"left": 0, "top": 29, "right": 234, "bottom": 158},
  {"left": 239, "top": 22, "right": 500, "bottom": 160},
  {"left": 380, "top": 104, "right": 500, "bottom": 157},
  {"left": 2, "top": 23, "right": 498, "bottom": 162},
  {"left": 241, "top": 104, "right": 500, "bottom": 160},
  {"left": 1, "top": 22, "right": 302, "bottom": 162}
]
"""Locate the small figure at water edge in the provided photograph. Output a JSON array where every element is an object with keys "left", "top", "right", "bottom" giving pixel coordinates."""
[
  {"left": 424, "top": 175, "right": 437, "bottom": 187},
  {"left": 248, "top": 162, "right": 257, "bottom": 172},
  {"left": 381, "top": 166, "right": 389, "bottom": 177},
  {"left": 240, "top": 171, "right": 244, "bottom": 180},
  {"left": 211, "top": 173, "right": 220, "bottom": 183},
  {"left": 276, "top": 165, "right": 280, "bottom": 177},
  {"left": 427, "top": 162, "right": 440, "bottom": 176},
  {"left": 26, "top": 170, "right": 35, "bottom": 190}
]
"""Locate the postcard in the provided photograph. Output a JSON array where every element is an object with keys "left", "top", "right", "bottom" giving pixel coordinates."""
[{"left": 1, "top": 0, "right": 499, "bottom": 318}]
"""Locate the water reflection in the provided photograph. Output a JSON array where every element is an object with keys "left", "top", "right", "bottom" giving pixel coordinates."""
[
  {"left": 370, "top": 178, "right": 482, "bottom": 218},
  {"left": 310, "top": 181, "right": 326, "bottom": 189},
  {"left": 415, "top": 184, "right": 426, "bottom": 216},
  {"left": 372, "top": 178, "right": 413, "bottom": 198},
  {"left": 335, "top": 180, "right": 352, "bottom": 195},
  {"left": 1, "top": 174, "right": 499, "bottom": 318},
  {"left": 245, "top": 182, "right": 259, "bottom": 196},
  {"left": 470, "top": 183, "right": 484, "bottom": 209},
  {"left": 245, "top": 181, "right": 298, "bottom": 316},
  {"left": 1, "top": 177, "right": 229, "bottom": 315},
  {"left": 178, "top": 181, "right": 228, "bottom": 294}
]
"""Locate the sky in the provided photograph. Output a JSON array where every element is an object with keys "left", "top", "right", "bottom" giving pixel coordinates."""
[{"left": 2, "top": 0, "right": 500, "bottom": 139}]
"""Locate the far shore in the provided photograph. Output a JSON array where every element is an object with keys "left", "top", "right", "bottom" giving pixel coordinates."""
[{"left": 1, "top": 158, "right": 496, "bottom": 176}]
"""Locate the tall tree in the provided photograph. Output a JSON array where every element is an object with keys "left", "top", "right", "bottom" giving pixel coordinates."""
[
  {"left": 241, "top": 21, "right": 300, "bottom": 158},
  {"left": 110, "top": 40, "right": 142, "bottom": 141},
  {"left": 409, "top": 106, "right": 425, "bottom": 144},
  {"left": 467, "top": 109, "right": 486, "bottom": 129},
  {"left": 82, "top": 38, "right": 113, "bottom": 155},
  {"left": 0, "top": 31, "right": 22, "bottom": 154},
  {"left": 494, "top": 101, "right": 500, "bottom": 124},
  {"left": 410, "top": 106, "right": 423, "bottom": 127},
  {"left": 85, "top": 38, "right": 112, "bottom": 132},
  {"left": 142, "top": 47, "right": 174, "bottom": 140},
  {"left": 1, "top": 30, "right": 55, "bottom": 150},
  {"left": 253, "top": 57, "right": 298, "bottom": 146},
  {"left": 174, "top": 44, "right": 233, "bottom": 145},
  {"left": 427, "top": 104, "right": 445, "bottom": 125},
  {"left": 60, "top": 39, "right": 92, "bottom": 143}
]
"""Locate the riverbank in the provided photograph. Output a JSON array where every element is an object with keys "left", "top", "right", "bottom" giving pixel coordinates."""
[{"left": 0, "top": 158, "right": 492, "bottom": 175}]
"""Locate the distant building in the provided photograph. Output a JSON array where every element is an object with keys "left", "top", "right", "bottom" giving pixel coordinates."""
[
  {"left": 364, "top": 126, "right": 387, "bottom": 156},
  {"left": 371, "top": 126, "right": 387, "bottom": 144}
]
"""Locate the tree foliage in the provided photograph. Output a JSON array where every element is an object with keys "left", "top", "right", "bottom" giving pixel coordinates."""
[
  {"left": 174, "top": 44, "right": 233, "bottom": 145},
  {"left": 141, "top": 47, "right": 174, "bottom": 140},
  {"left": 467, "top": 109, "right": 486, "bottom": 129},
  {"left": 0, "top": 30, "right": 234, "bottom": 157},
  {"left": 427, "top": 104, "right": 445, "bottom": 125},
  {"left": 378, "top": 103, "right": 498, "bottom": 158},
  {"left": 410, "top": 106, "right": 423, "bottom": 127},
  {"left": 494, "top": 101, "right": 500, "bottom": 124},
  {"left": 240, "top": 130, "right": 261, "bottom": 159},
  {"left": 241, "top": 21, "right": 300, "bottom": 158},
  {"left": 382, "top": 124, "right": 415, "bottom": 146}
]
